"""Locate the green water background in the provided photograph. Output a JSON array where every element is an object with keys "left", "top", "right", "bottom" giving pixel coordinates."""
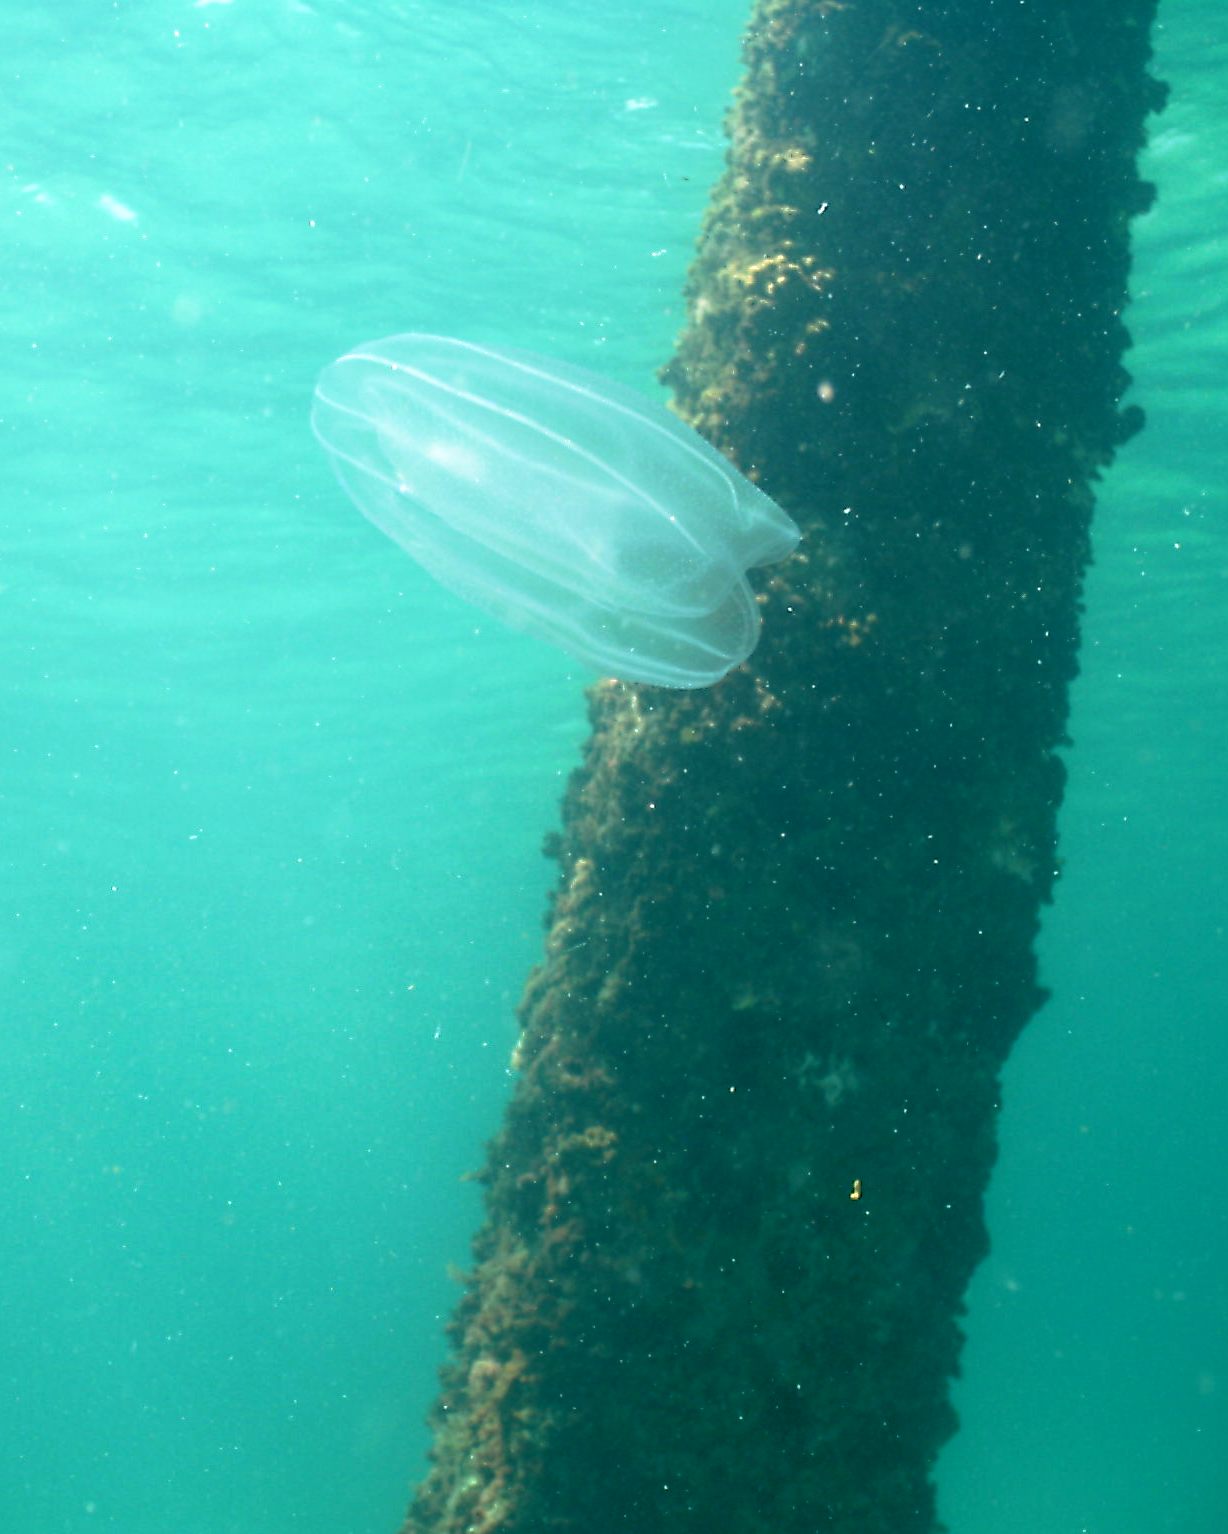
[{"left": 3, "top": 3, "right": 1224, "bottom": 1530}]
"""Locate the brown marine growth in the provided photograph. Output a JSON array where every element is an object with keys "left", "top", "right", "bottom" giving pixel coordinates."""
[{"left": 400, "top": 3, "right": 1164, "bottom": 1531}]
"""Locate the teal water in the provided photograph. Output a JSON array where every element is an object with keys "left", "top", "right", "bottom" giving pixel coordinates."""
[{"left": 2, "top": 4, "right": 1224, "bottom": 1532}]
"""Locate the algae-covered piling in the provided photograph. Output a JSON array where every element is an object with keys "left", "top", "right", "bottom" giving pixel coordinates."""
[{"left": 401, "top": 3, "right": 1163, "bottom": 1531}]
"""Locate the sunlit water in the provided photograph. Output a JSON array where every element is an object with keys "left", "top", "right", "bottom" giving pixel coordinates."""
[{"left": 3, "top": 5, "right": 1224, "bottom": 1531}]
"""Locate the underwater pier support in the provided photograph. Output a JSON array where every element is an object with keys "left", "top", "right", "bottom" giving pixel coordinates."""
[{"left": 400, "top": 3, "right": 1162, "bottom": 1531}]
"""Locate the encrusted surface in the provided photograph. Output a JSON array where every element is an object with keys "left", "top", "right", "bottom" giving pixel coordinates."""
[{"left": 401, "top": 4, "right": 1162, "bottom": 1531}]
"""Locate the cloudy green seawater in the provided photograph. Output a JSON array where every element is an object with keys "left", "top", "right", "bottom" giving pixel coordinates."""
[{"left": 3, "top": 4, "right": 1224, "bottom": 1532}]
